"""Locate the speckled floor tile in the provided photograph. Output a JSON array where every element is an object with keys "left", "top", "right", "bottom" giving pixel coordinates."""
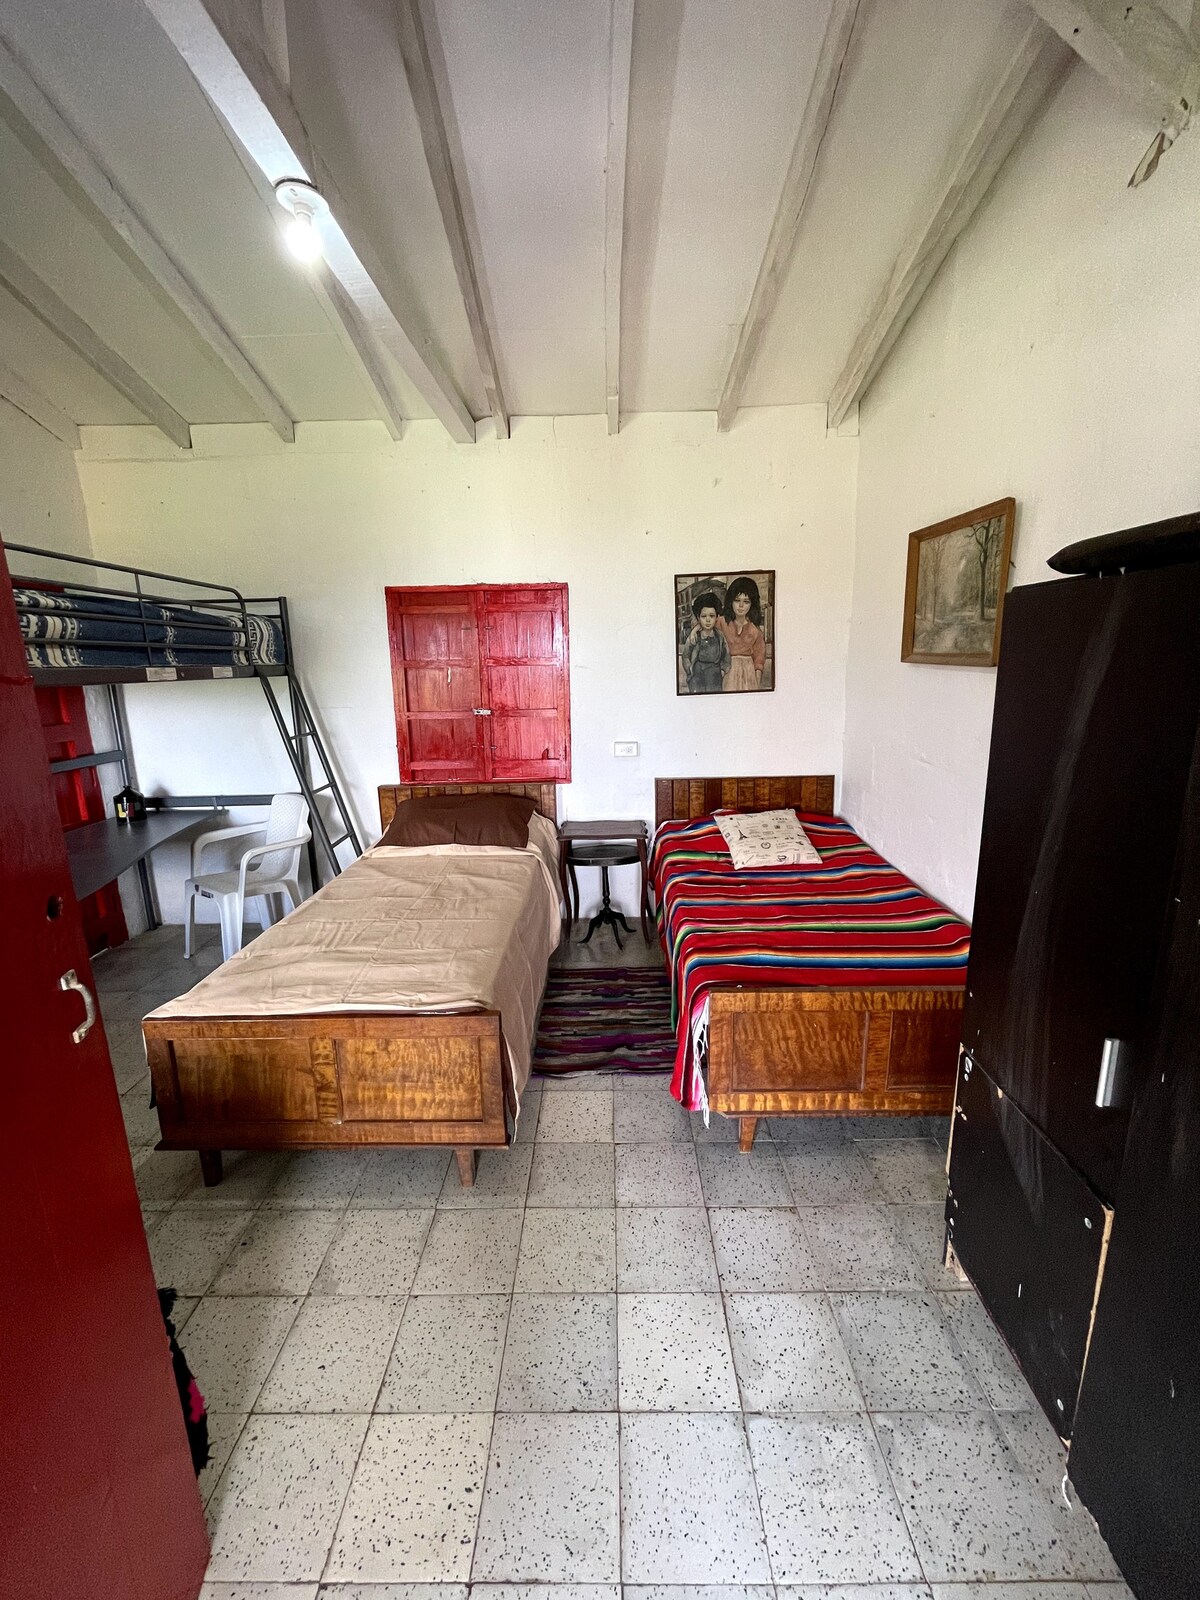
[
  {"left": 614, "top": 1083, "right": 691, "bottom": 1142},
  {"left": 618, "top": 1294, "right": 739, "bottom": 1411},
  {"left": 148, "top": 1208, "right": 253, "bottom": 1295},
  {"left": 205, "top": 1413, "right": 369, "bottom": 1581},
  {"left": 845, "top": 1116, "right": 932, "bottom": 1140},
  {"left": 311, "top": 1209, "right": 433, "bottom": 1296},
  {"left": 105, "top": 1018, "right": 153, "bottom": 1092},
  {"left": 616, "top": 1143, "right": 703, "bottom": 1205},
  {"left": 470, "top": 1587, "right": 619, "bottom": 1600},
  {"left": 437, "top": 1143, "right": 534, "bottom": 1208},
  {"left": 179, "top": 1295, "right": 301, "bottom": 1411},
  {"left": 200, "top": 1581, "right": 318, "bottom": 1598},
  {"left": 998, "top": 1409, "right": 1122, "bottom": 1580},
  {"left": 325, "top": 1413, "right": 492, "bottom": 1582},
  {"left": 527, "top": 1144, "right": 616, "bottom": 1207},
  {"left": 616, "top": 1207, "right": 719, "bottom": 1291},
  {"left": 262, "top": 1150, "right": 367, "bottom": 1209},
  {"left": 350, "top": 1148, "right": 452, "bottom": 1207},
  {"left": 316, "top": 1586, "right": 468, "bottom": 1599},
  {"left": 859, "top": 1139, "right": 948, "bottom": 1203},
  {"left": 799, "top": 1206, "right": 924, "bottom": 1291},
  {"left": 782, "top": 1143, "right": 886, "bottom": 1205},
  {"left": 697, "top": 1146, "right": 792, "bottom": 1206},
  {"left": 254, "top": 1295, "right": 404, "bottom": 1412},
  {"left": 691, "top": 1111, "right": 739, "bottom": 1143},
  {"left": 767, "top": 1117, "right": 855, "bottom": 1143},
  {"left": 535, "top": 1070, "right": 616, "bottom": 1091},
  {"left": 747, "top": 1412, "right": 921, "bottom": 1584},
  {"left": 777, "top": 1587, "right": 933, "bottom": 1600},
  {"left": 473, "top": 1413, "right": 620, "bottom": 1581},
  {"left": 626, "top": 1588, "right": 776, "bottom": 1600},
  {"left": 889, "top": 1204, "right": 961, "bottom": 1292},
  {"left": 120, "top": 1083, "right": 162, "bottom": 1150},
  {"left": 498, "top": 1294, "right": 617, "bottom": 1410},
  {"left": 536, "top": 1090, "right": 614, "bottom": 1142},
  {"left": 377, "top": 1294, "right": 508, "bottom": 1412},
  {"left": 709, "top": 1208, "right": 819, "bottom": 1292},
  {"left": 872, "top": 1410, "right": 1078, "bottom": 1581},
  {"left": 178, "top": 1151, "right": 291, "bottom": 1210},
  {"left": 515, "top": 1208, "right": 616, "bottom": 1292},
  {"left": 133, "top": 1146, "right": 201, "bottom": 1209},
  {"left": 620, "top": 1412, "right": 770, "bottom": 1581},
  {"left": 412, "top": 1209, "right": 523, "bottom": 1293},
  {"left": 831, "top": 1293, "right": 986, "bottom": 1411},
  {"left": 199, "top": 1412, "right": 248, "bottom": 1510},
  {"left": 936, "top": 1290, "right": 1035, "bottom": 1410},
  {"left": 513, "top": 1089, "right": 540, "bottom": 1144},
  {"left": 212, "top": 1209, "right": 341, "bottom": 1295},
  {"left": 930, "top": 1585, "right": 1088, "bottom": 1598},
  {"left": 724, "top": 1293, "right": 861, "bottom": 1412},
  {"left": 1084, "top": 1585, "right": 1136, "bottom": 1598},
  {"left": 170, "top": 1294, "right": 200, "bottom": 1331}
]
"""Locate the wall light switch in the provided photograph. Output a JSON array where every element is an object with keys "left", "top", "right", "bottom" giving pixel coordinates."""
[{"left": 613, "top": 741, "right": 639, "bottom": 758}]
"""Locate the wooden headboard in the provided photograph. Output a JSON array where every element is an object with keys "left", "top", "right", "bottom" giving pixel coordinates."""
[
  {"left": 379, "top": 782, "right": 559, "bottom": 830},
  {"left": 655, "top": 774, "right": 836, "bottom": 828}
]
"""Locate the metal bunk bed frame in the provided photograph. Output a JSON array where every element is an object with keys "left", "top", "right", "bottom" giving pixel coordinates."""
[{"left": 10, "top": 543, "right": 362, "bottom": 901}]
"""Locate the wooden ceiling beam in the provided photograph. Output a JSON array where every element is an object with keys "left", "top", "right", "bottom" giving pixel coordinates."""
[
  {"left": 0, "top": 241, "right": 191, "bottom": 447},
  {"left": 391, "top": 0, "right": 509, "bottom": 440},
  {"left": 716, "top": 0, "right": 860, "bottom": 433},
  {"left": 827, "top": 18, "right": 1073, "bottom": 430},
  {"left": 144, "top": 0, "right": 477, "bottom": 443},
  {"left": 0, "top": 360, "right": 80, "bottom": 449},
  {"left": 604, "top": 0, "right": 634, "bottom": 435},
  {"left": 0, "top": 36, "right": 295, "bottom": 442},
  {"left": 1025, "top": 0, "right": 1200, "bottom": 131}
]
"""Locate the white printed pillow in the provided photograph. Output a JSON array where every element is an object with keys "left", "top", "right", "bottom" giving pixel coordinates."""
[{"left": 714, "top": 809, "right": 822, "bottom": 869}]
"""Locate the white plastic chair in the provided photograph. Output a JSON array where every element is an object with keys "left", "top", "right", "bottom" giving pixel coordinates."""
[{"left": 184, "top": 792, "right": 312, "bottom": 961}]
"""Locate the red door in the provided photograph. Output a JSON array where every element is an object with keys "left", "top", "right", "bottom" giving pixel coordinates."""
[
  {"left": 0, "top": 538, "right": 208, "bottom": 1600},
  {"left": 387, "top": 583, "right": 570, "bottom": 783},
  {"left": 37, "top": 684, "right": 129, "bottom": 954}
]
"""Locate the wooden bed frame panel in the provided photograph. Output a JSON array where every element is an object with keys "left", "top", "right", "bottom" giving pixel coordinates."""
[
  {"left": 655, "top": 774, "right": 963, "bottom": 1148},
  {"left": 143, "top": 781, "right": 558, "bottom": 1188}
]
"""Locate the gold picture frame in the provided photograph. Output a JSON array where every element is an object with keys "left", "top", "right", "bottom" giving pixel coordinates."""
[{"left": 901, "top": 497, "right": 1016, "bottom": 666}]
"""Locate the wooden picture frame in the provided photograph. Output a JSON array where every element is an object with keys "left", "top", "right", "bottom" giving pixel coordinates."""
[
  {"left": 675, "top": 569, "right": 775, "bottom": 695},
  {"left": 901, "top": 497, "right": 1016, "bottom": 666}
]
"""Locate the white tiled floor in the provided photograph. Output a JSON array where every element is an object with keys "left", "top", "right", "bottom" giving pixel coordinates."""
[{"left": 94, "top": 922, "right": 1133, "bottom": 1600}]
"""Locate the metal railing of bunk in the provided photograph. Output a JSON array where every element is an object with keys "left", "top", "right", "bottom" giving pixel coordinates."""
[{"left": 8, "top": 543, "right": 363, "bottom": 882}]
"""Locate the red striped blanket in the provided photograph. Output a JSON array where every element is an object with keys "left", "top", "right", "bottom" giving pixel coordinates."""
[{"left": 651, "top": 812, "right": 971, "bottom": 1111}]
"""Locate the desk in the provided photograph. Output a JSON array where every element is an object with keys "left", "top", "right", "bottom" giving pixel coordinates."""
[{"left": 66, "top": 812, "right": 211, "bottom": 926}]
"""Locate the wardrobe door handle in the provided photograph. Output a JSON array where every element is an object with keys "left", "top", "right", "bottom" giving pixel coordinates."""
[
  {"left": 1095, "top": 1037, "right": 1128, "bottom": 1108},
  {"left": 472, "top": 707, "right": 492, "bottom": 716},
  {"left": 59, "top": 968, "right": 97, "bottom": 1044}
]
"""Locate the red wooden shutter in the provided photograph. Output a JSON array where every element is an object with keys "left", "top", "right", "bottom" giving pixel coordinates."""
[
  {"left": 480, "top": 585, "right": 571, "bottom": 782},
  {"left": 387, "top": 583, "right": 571, "bottom": 784},
  {"left": 386, "top": 587, "right": 487, "bottom": 781}
]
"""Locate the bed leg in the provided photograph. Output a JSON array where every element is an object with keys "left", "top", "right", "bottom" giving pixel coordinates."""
[
  {"left": 454, "top": 1147, "right": 478, "bottom": 1187},
  {"left": 738, "top": 1116, "right": 759, "bottom": 1153},
  {"left": 198, "top": 1149, "right": 223, "bottom": 1187}
]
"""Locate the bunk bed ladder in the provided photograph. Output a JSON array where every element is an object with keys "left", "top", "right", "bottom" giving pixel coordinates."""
[{"left": 258, "top": 672, "right": 362, "bottom": 880}]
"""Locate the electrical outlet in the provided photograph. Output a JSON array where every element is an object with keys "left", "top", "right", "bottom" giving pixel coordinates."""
[{"left": 613, "top": 741, "right": 639, "bottom": 757}]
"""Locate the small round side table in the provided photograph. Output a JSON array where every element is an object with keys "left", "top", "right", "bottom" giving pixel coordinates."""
[{"left": 558, "top": 819, "right": 652, "bottom": 945}]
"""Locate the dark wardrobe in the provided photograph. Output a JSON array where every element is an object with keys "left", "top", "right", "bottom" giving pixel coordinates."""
[{"left": 948, "top": 512, "right": 1200, "bottom": 1600}]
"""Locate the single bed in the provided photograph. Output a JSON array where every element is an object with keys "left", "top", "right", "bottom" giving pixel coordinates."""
[
  {"left": 142, "top": 781, "right": 560, "bottom": 1187},
  {"left": 653, "top": 775, "right": 969, "bottom": 1149}
]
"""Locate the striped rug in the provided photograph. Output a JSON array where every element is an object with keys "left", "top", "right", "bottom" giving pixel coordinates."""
[{"left": 532, "top": 967, "right": 676, "bottom": 1077}]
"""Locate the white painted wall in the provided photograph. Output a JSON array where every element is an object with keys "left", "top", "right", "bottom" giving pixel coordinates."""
[
  {"left": 0, "top": 399, "right": 89, "bottom": 555},
  {"left": 841, "top": 66, "right": 1200, "bottom": 920},
  {"left": 78, "top": 405, "right": 858, "bottom": 921}
]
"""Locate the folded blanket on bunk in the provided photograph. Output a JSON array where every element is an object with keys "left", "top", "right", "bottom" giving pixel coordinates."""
[
  {"left": 16, "top": 586, "right": 285, "bottom": 670},
  {"left": 651, "top": 812, "right": 971, "bottom": 1112}
]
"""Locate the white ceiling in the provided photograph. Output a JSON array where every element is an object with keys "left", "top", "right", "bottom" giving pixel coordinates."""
[{"left": 0, "top": 0, "right": 1070, "bottom": 436}]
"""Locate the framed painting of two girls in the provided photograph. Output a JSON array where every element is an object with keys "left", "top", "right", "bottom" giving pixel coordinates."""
[{"left": 675, "top": 569, "right": 775, "bottom": 695}]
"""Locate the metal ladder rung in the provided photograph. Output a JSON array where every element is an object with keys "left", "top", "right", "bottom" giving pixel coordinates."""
[{"left": 328, "top": 833, "right": 351, "bottom": 848}]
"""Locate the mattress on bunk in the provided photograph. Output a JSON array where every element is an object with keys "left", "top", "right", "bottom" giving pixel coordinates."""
[
  {"left": 651, "top": 812, "right": 972, "bottom": 1108},
  {"left": 16, "top": 586, "right": 285, "bottom": 670},
  {"left": 146, "top": 820, "right": 563, "bottom": 1102}
]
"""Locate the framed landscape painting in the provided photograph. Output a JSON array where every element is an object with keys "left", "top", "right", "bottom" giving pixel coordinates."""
[
  {"left": 901, "top": 497, "right": 1016, "bottom": 666},
  {"left": 675, "top": 570, "right": 775, "bottom": 695}
]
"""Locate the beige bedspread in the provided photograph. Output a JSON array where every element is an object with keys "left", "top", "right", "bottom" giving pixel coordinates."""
[{"left": 147, "top": 821, "right": 562, "bottom": 1102}]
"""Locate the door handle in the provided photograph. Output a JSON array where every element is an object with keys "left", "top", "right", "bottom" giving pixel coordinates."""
[
  {"left": 472, "top": 707, "right": 492, "bottom": 716},
  {"left": 59, "top": 969, "right": 97, "bottom": 1044},
  {"left": 1095, "top": 1037, "right": 1128, "bottom": 1109}
]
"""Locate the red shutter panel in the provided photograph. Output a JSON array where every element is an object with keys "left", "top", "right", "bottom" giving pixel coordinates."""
[
  {"left": 479, "top": 584, "right": 571, "bottom": 782},
  {"left": 386, "top": 587, "right": 487, "bottom": 781}
]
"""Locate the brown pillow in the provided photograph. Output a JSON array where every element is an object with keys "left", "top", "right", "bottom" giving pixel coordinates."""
[{"left": 380, "top": 792, "right": 538, "bottom": 850}]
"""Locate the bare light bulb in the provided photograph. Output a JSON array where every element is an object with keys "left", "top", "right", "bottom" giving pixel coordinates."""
[{"left": 283, "top": 205, "right": 322, "bottom": 263}]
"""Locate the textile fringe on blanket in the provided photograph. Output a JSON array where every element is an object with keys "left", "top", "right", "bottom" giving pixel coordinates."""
[{"left": 532, "top": 967, "right": 675, "bottom": 1077}]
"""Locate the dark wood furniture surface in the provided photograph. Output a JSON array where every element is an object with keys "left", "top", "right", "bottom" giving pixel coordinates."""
[
  {"left": 144, "top": 781, "right": 559, "bottom": 1190},
  {"left": 558, "top": 818, "right": 650, "bottom": 942},
  {"left": 655, "top": 773, "right": 962, "bottom": 1150},
  {"left": 65, "top": 810, "right": 208, "bottom": 902}
]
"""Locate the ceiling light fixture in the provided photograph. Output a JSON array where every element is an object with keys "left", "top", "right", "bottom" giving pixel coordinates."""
[{"left": 274, "top": 178, "right": 328, "bottom": 264}]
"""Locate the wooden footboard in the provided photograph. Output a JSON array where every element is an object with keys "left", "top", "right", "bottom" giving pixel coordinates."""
[
  {"left": 706, "top": 985, "right": 963, "bottom": 1149},
  {"left": 143, "top": 1010, "right": 510, "bottom": 1187}
]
